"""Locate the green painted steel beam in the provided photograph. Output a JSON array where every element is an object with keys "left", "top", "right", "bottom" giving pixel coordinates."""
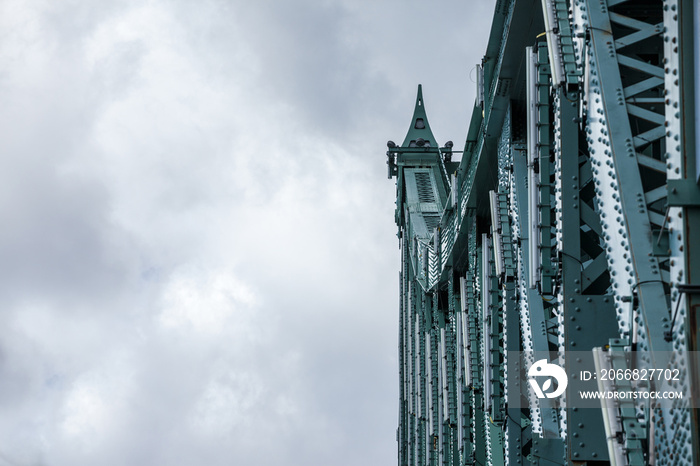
[{"left": 584, "top": 0, "right": 672, "bottom": 357}]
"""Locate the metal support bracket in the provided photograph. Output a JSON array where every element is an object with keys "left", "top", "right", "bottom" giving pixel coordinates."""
[{"left": 667, "top": 179, "right": 700, "bottom": 206}]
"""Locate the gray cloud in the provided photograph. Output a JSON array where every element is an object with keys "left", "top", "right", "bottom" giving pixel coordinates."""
[{"left": 0, "top": 0, "right": 494, "bottom": 464}]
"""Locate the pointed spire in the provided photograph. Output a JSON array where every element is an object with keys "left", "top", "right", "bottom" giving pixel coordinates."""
[{"left": 401, "top": 84, "right": 438, "bottom": 148}]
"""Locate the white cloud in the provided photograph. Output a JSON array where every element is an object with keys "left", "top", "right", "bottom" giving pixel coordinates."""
[
  {"left": 157, "top": 267, "right": 257, "bottom": 336},
  {"left": 59, "top": 359, "right": 134, "bottom": 450}
]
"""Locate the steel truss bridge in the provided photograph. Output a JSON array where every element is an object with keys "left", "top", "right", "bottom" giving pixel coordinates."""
[{"left": 386, "top": 0, "right": 699, "bottom": 464}]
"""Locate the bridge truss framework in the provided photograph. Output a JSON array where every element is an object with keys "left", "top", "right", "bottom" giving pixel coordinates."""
[{"left": 387, "top": 0, "right": 699, "bottom": 464}]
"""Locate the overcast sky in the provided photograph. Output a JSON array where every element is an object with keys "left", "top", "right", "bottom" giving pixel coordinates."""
[{"left": 0, "top": 1, "right": 494, "bottom": 465}]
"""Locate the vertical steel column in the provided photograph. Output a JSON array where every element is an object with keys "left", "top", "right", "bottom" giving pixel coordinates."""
[
  {"left": 399, "top": 237, "right": 408, "bottom": 466},
  {"left": 468, "top": 226, "right": 487, "bottom": 466},
  {"left": 555, "top": 84, "right": 619, "bottom": 461},
  {"left": 666, "top": 0, "right": 700, "bottom": 463}
]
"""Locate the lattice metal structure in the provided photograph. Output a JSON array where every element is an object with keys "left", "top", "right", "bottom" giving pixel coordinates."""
[{"left": 387, "top": 0, "right": 699, "bottom": 464}]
